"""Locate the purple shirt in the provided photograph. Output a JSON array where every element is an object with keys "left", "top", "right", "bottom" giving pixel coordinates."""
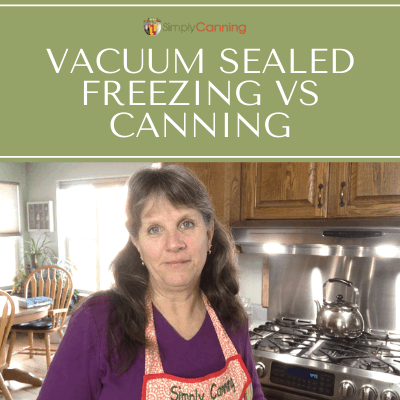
[{"left": 38, "top": 296, "right": 265, "bottom": 400}]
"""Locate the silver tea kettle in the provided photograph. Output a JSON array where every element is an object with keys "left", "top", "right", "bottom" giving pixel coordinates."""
[{"left": 315, "top": 278, "right": 364, "bottom": 339}]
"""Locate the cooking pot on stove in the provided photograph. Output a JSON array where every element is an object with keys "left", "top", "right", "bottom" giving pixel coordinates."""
[{"left": 315, "top": 278, "right": 364, "bottom": 339}]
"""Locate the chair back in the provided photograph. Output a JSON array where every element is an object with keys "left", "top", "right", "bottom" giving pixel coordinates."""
[
  {"left": 0, "top": 290, "right": 15, "bottom": 368},
  {"left": 24, "top": 265, "right": 73, "bottom": 329}
]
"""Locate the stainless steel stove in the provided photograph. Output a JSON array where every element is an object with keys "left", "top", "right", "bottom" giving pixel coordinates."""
[
  {"left": 232, "top": 220, "right": 400, "bottom": 399},
  {"left": 251, "top": 318, "right": 400, "bottom": 400}
]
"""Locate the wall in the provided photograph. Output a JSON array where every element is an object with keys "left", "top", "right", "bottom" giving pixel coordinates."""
[{"left": 238, "top": 253, "right": 267, "bottom": 325}]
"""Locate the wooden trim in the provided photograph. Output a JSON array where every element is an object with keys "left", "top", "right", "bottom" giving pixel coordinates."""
[
  {"left": 241, "top": 163, "right": 257, "bottom": 219},
  {"left": 262, "top": 256, "right": 269, "bottom": 308},
  {"left": 227, "top": 163, "right": 242, "bottom": 226}
]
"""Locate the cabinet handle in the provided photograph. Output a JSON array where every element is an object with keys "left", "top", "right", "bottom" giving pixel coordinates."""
[
  {"left": 317, "top": 184, "right": 323, "bottom": 209},
  {"left": 254, "top": 175, "right": 257, "bottom": 208},
  {"left": 339, "top": 181, "right": 346, "bottom": 207}
]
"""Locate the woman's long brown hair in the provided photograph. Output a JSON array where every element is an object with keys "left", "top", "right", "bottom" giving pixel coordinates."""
[{"left": 77, "top": 165, "right": 246, "bottom": 374}]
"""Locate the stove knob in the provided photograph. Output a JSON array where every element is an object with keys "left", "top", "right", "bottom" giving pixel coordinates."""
[
  {"left": 339, "top": 381, "right": 356, "bottom": 398},
  {"left": 359, "top": 385, "right": 378, "bottom": 400},
  {"left": 255, "top": 362, "right": 266, "bottom": 378},
  {"left": 381, "top": 390, "right": 400, "bottom": 400}
]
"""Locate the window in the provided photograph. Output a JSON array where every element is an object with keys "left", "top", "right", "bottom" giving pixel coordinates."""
[
  {"left": 0, "top": 237, "right": 19, "bottom": 287},
  {"left": 0, "top": 181, "right": 20, "bottom": 236},
  {"left": 57, "top": 178, "right": 129, "bottom": 292},
  {"left": 0, "top": 181, "right": 21, "bottom": 287}
]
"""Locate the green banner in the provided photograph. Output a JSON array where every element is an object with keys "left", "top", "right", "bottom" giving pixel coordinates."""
[{"left": 1, "top": 3, "right": 399, "bottom": 160}]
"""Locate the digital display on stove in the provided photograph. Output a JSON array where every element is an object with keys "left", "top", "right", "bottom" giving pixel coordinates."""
[
  {"left": 271, "top": 362, "right": 335, "bottom": 397},
  {"left": 287, "top": 367, "right": 318, "bottom": 380}
]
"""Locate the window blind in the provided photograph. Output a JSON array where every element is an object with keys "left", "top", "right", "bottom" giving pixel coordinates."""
[{"left": 0, "top": 181, "right": 20, "bottom": 236}]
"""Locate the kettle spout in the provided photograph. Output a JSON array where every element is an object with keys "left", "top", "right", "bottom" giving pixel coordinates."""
[{"left": 314, "top": 300, "right": 322, "bottom": 314}]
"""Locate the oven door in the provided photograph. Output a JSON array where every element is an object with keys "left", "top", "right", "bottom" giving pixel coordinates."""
[{"left": 262, "top": 385, "right": 327, "bottom": 400}]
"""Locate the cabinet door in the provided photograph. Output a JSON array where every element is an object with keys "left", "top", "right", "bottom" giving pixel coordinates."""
[
  {"left": 241, "top": 163, "right": 329, "bottom": 219},
  {"left": 173, "top": 163, "right": 241, "bottom": 227},
  {"left": 328, "top": 162, "right": 400, "bottom": 217}
]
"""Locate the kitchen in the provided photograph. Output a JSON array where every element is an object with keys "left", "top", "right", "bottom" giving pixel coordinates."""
[{"left": 1, "top": 161, "right": 400, "bottom": 399}]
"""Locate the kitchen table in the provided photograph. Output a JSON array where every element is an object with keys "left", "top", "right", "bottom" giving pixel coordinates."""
[{"left": 1, "top": 296, "right": 51, "bottom": 387}]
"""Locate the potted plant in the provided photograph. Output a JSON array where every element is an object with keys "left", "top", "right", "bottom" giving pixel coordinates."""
[
  {"left": 12, "top": 234, "right": 57, "bottom": 295},
  {"left": 11, "top": 263, "right": 28, "bottom": 295},
  {"left": 24, "top": 234, "right": 56, "bottom": 272}
]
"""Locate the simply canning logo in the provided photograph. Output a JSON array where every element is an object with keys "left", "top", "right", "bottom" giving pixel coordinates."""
[
  {"left": 163, "top": 22, "right": 247, "bottom": 34},
  {"left": 144, "top": 18, "right": 162, "bottom": 36}
]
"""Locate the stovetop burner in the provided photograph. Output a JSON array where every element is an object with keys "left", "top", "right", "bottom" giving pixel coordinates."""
[
  {"left": 257, "top": 334, "right": 315, "bottom": 355},
  {"left": 310, "top": 349, "right": 330, "bottom": 362},
  {"left": 250, "top": 318, "right": 400, "bottom": 376},
  {"left": 359, "top": 358, "right": 391, "bottom": 373}
]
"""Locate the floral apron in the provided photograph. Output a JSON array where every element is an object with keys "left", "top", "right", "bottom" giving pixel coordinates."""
[{"left": 142, "top": 293, "right": 253, "bottom": 400}]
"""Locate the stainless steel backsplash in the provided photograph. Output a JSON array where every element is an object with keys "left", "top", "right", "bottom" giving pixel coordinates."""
[{"left": 267, "top": 254, "right": 400, "bottom": 333}]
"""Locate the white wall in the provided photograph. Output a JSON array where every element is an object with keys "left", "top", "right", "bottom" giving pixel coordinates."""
[{"left": 238, "top": 253, "right": 268, "bottom": 323}]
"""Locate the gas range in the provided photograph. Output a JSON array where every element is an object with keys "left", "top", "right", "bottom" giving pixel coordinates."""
[{"left": 251, "top": 318, "right": 400, "bottom": 400}]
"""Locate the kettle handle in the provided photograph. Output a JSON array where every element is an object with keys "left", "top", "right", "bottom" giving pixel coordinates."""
[
  {"left": 323, "top": 278, "right": 360, "bottom": 306},
  {"left": 328, "top": 278, "right": 352, "bottom": 287}
]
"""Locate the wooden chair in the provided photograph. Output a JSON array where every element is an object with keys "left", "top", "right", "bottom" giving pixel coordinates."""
[
  {"left": 7, "top": 265, "right": 73, "bottom": 370},
  {"left": 0, "top": 290, "right": 15, "bottom": 400}
]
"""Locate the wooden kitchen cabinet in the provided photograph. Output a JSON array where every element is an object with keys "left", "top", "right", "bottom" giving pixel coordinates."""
[
  {"left": 172, "top": 163, "right": 241, "bottom": 227},
  {"left": 241, "top": 162, "right": 400, "bottom": 220},
  {"left": 173, "top": 162, "right": 400, "bottom": 224},
  {"left": 241, "top": 163, "right": 330, "bottom": 219},
  {"left": 328, "top": 163, "right": 400, "bottom": 218}
]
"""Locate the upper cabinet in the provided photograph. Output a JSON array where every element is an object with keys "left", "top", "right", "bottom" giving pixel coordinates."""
[
  {"left": 328, "top": 163, "right": 400, "bottom": 218},
  {"left": 241, "top": 163, "right": 329, "bottom": 219},
  {"left": 173, "top": 162, "right": 241, "bottom": 227},
  {"left": 172, "top": 162, "right": 400, "bottom": 224},
  {"left": 242, "top": 162, "right": 400, "bottom": 220}
]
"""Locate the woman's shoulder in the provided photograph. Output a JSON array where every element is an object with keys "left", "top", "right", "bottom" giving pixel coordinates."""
[{"left": 70, "top": 291, "right": 115, "bottom": 332}]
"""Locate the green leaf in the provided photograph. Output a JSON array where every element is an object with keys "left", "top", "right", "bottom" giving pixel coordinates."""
[{"left": 38, "top": 236, "right": 46, "bottom": 251}]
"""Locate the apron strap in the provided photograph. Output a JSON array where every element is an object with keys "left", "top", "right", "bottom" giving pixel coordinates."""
[
  {"left": 201, "top": 292, "right": 238, "bottom": 361},
  {"left": 144, "top": 294, "right": 164, "bottom": 375},
  {"left": 144, "top": 292, "right": 239, "bottom": 375}
]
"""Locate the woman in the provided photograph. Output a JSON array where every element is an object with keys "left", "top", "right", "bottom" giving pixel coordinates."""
[{"left": 38, "top": 165, "right": 265, "bottom": 400}]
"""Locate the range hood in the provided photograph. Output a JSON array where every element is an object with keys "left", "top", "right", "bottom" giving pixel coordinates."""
[{"left": 231, "top": 218, "right": 400, "bottom": 258}]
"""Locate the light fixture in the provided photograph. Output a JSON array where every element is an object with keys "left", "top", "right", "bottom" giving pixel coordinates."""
[
  {"left": 263, "top": 243, "right": 285, "bottom": 254},
  {"left": 375, "top": 245, "right": 399, "bottom": 258},
  {"left": 318, "top": 246, "right": 330, "bottom": 256}
]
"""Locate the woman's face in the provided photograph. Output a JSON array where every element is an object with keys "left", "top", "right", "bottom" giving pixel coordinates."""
[{"left": 132, "top": 196, "right": 214, "bottom": 294}]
